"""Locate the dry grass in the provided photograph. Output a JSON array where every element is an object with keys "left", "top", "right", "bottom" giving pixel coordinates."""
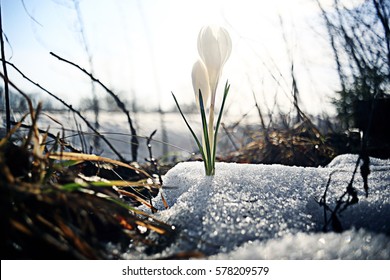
[
  {"left": 0, "top": 106, "right": 175, "bottom": 259},
  {"left": 223, "top": 119, "right": 339, "bottom": 167}
]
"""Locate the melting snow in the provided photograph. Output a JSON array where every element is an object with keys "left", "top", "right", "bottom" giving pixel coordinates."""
[{"left": 137, "top": 154, "right": 390, "bottom": 259}]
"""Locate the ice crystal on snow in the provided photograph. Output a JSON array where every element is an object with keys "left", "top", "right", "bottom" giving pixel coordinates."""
[{"left": 137, "top": 154, "right": 390, "bottom": 259}]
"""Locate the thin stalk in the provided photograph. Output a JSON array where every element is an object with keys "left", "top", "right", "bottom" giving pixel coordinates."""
[
  {"left": 3, "top": 60, "right": 126, "bottom": 162},
  {"left": 72, "top": 0, "right": 100, "bottom": 150},
  {"left": 50, "top": 52, "right": 139, "bottom": 162},
  {"left": 0, "top": 4, "right": 10, "bottom": 133}
]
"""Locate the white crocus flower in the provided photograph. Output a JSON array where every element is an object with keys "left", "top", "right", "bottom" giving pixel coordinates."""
[
  {"left": 192, "top": 59, "right": 211, "bottom": 109},
  {"left": 196, "top": 25, "right": 232, "bottom": 162},
  {"left": 173, "top": 25, "right": 232, "bottom": 176},
  {"left": 197, "top": 25, "right": 232, "bottom": 100}
]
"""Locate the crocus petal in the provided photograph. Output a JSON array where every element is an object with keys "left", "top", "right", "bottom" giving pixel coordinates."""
[
  {"left": 192, "top": 59, "right": 211, "bottom": 108},
  {"left": 197, "top": 25, "right": 232, "bottom": 95}
]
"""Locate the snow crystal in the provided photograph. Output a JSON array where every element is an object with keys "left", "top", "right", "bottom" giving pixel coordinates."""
[
  {"left": 211, "top": 229, "right": 390, "bottom": 259},
  {"left": 137, "top": 154, "right": 390, "bottom": 259}
]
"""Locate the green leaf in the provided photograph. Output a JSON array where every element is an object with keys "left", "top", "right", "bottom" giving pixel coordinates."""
[
  {"left": 198, "top": 90, "right": 212, "bottom": 175},
  {"left": 172, "top": 92, "right": 208, "bottom": 172},
  {"left": 213, "top": 81, "right": 230, "bottom": 170}
]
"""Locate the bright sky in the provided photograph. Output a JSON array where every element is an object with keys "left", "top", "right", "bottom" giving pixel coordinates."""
[{"left": 2, "top": 0, "right": 363, "bottom": 116}]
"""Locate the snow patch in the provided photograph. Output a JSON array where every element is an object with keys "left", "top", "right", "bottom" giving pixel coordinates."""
[
  {"left": 137, "top": 154, "right": 390, "bottom": 259},
  {"left": 211, "top": 229, "right": 390, "bottom": 259}
]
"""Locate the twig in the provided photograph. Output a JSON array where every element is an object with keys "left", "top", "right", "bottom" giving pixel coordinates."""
[
  {"left": 21, "top": 0, "right": 43, "bottom": 27},
  {"left": 72, "top": 0, "right": 100, "bottom": 150},
  {"left": 252, "top": 90, "right": 266, "bottom": 131},
  {"left": 145, "top": 129, "right": 169, "bottom": 210},
  {"left": 10, "top": 121, "right": 81, "bottom": 153},
  {"left": 2, "top": 60, "right": 126, "bottom": 162},
  {"left": 144, "top": 130, "right": 161, "bottom": 213},
  {"left": 319, "top": 171, "right": 334, "bottom": 231},
  {"left": 230, "top": 105, "right": 254, "bottom": 130},
  {"left": 49, "top": 51, "right": 139, "bottom": 162},
  {"left": 319, "top": 157, "right": 361, "bottom": 233},
  {"left": 0, "top": 4, "right": 10, "bottom": 132},
  {"left": 146, "top": 130, "right": 163, "bottom": 186},
  {"left": 221, "top": 123, "right": 239, "bottom": 152},
  {"left": 318, "top": 170, "right": 347, "bottom": 233}
]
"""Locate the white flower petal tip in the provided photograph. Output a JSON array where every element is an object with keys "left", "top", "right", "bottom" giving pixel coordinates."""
[{"left": 197, "top": 25, "right": 232, "bottom": 94}]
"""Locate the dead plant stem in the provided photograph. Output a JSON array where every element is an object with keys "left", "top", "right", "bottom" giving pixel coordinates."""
[
  {"left": 1, "top": 60, "right": 126, "bottom": 162},
  {"left": 49, "top": 51, "right": 139, "bottom": 162},
  {"left": 0, "top": 4, "right": 10, "bottom": 133}
]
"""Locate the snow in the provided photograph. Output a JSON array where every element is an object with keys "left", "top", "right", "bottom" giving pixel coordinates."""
[
  {"left": 211, "top": 229, "right": 390, "bottom": 260},
  {"left": 136, "top": 154, "right": 390, "bottom": 259}
]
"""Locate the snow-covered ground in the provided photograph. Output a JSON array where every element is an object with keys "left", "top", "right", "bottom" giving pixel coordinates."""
[{"left": 134, "top": 154, "right": 390, "bottom": 259}]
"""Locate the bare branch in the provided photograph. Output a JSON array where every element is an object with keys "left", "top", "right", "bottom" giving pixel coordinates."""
[
  {"left": 0, "top": 3, "right": 10, "bottom": 132},
  {"left": 1, "top": 59, "right": 126, "bottom": 162},
  {"left": 50, "top": 51, "right": 139, "bottom": 162}
]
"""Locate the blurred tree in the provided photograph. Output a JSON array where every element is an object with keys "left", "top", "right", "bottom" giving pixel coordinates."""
[
  {"left": 0, "top": 88, "right": 28, "bottom": 113},
  {"left": 318, "top": 0, "right": 390, "bottom": 129},
  {"left": 0, "top": 87, "right": 61, "bottom": 113}
]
